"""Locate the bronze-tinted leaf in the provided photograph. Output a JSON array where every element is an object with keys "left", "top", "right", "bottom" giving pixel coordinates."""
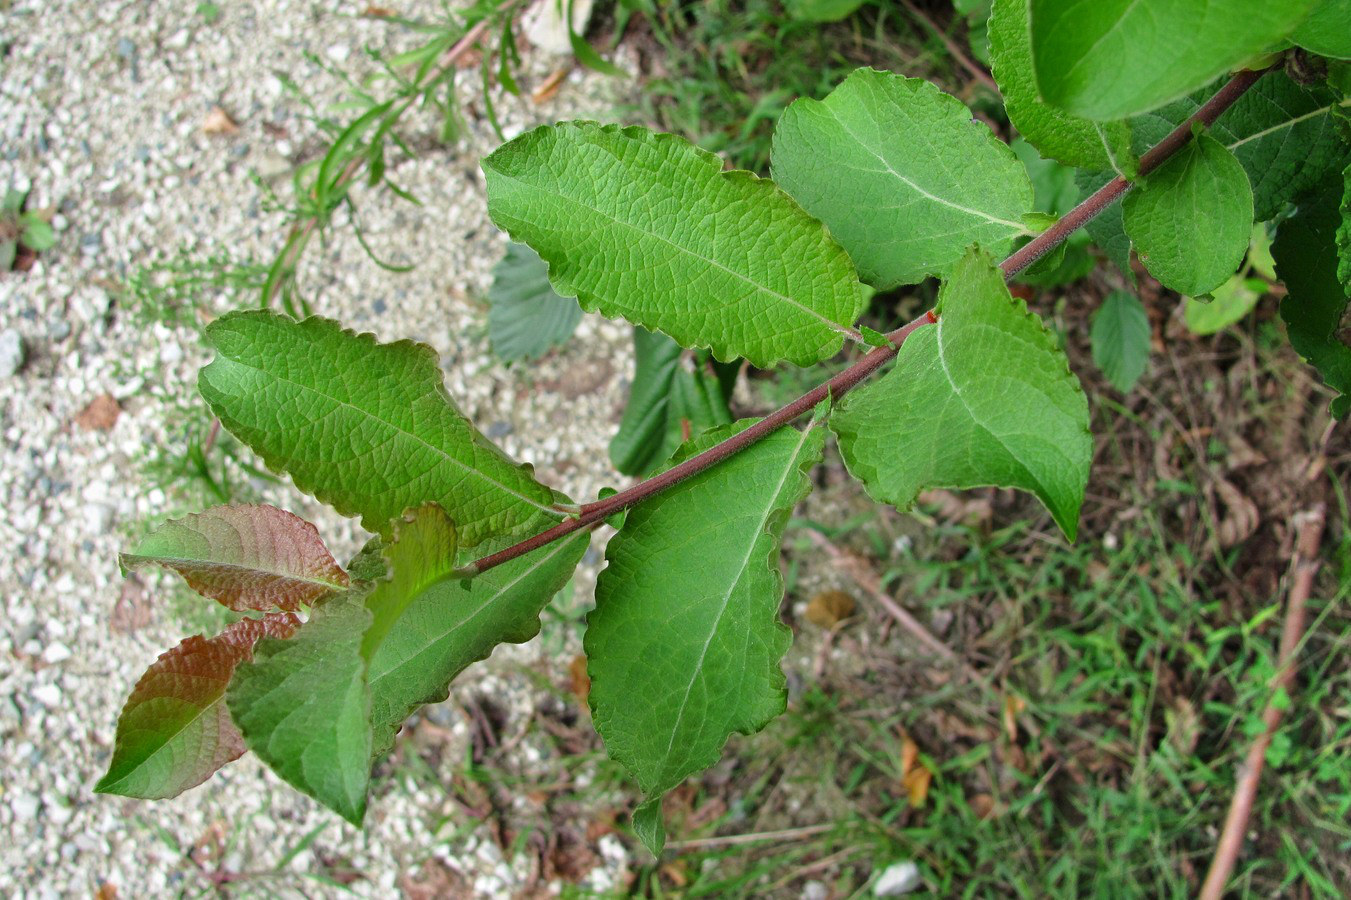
[
  {"left": 96, "top": 612, "right": 300, "bottom": 799},
  {"left": 121, "top": 504, "right": 348, "bottom": 611}
]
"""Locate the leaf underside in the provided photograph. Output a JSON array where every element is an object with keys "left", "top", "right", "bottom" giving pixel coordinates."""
[
  {"left": 610, "top": 328, "right": 734, "bottom": 477},
  {"left": 771, "top": 68, "right": 1034, "bottom": 289},
  {"left": 585, "top": 421, "right": 825, "bottom": 855},
  {"left": 1292, "top": 0, "right": 1351, "bottom": 59},
  {"left": 989, "top": 0, "right": 1135, "bottom": 171},
  {"left": 199, "top": 311, "right": 563, "bottom": 548},
  {"left": 831, "top": 248, "right": 1092, "bottom": 540},
  {"left": 96, "top": 613, "right": 300, "bottom": 799},
  {"left": 488, "top": 242, "right": 583, "bottom": 362},
  {"left": 120, "top": 504, "right": 348, "bottom": 612},
  {"left": 483, "top": 121, "right": 866, "bottom": 368}
]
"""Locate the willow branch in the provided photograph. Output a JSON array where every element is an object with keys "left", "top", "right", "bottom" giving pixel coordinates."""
[
  {"left": 465, "top": 66, "right": 1271, "bottom": 577},
  {"left": 1199, "top": 504, "right": 1327, "bottom": 900}
]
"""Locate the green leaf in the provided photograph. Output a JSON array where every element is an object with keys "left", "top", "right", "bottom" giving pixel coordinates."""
[
  {"left": 360, "top": 504, "right": 457, "bottom": 663},
  {"left": 989, "top": 0, "right": 1136, "bottom": 170},
  {"left": 1129, "top": 71, "right": 1351, "bottom": 222},
  {"left": 1091, "top": 290, "right": 1151, "bottom": 392},
  {"left": 770, "top": 68, "right": 1034, "bottom": 289},
  {"left": 1272, "top": 172, "right": 1351, "bottom": 418},
  {"left": 120, "top": 504, "right": 349, "bottom": 612},
  {"left": 18, "top": 216, "right": 55, "bottom": 252},
  {"left": 96, "top": 613, "right": 300, "bottom": 799},
  {"left": 483, "top": 122, "right": 865, "bottom": 367},
  {"left": 488, "top": 243, "right": 583, "bottom": 362},
  {"left": 1293, "top": 0, "right": 1351, "bottom": 59},
  {"left": 586, "top": 421, "right": 825, "bottom": 855},
  {"left": 227, "top": 589, "right": 373, "bottom": 824},
  {"left": 1184, "top": 275, "right": 1265, "bottom": 334},
  {"left": 831, "top": 248, "right": 1091, "bottom": 540},
  {"left": 610, "top": 328, "right": 734, "bottom": 477},
  {"left": 365, "top": 525, "right": 588, "bottom": 756},
  {"left": 1122, "top": 133, "right": 1253, "bottom": 297},
  {"left": 783, "top": 0, "right": 866, "bottom": 22},
  {"left": 199, "top": 311, "right": 564, "bottom": 548},
  {"left": 1028, "top": 0, "right": 1316, "bottom": 121}
]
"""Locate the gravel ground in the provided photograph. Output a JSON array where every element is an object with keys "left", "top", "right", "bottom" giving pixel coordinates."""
[{"left": 0, "top": 2, "right": 638, "bottom": 895}]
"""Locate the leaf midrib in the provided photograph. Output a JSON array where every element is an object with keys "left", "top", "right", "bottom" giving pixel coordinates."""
[{"left": 124, "top": 553, "right": 347, "bottom": 592}]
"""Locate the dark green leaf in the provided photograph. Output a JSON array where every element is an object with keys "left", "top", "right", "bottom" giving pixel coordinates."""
[
  {"left": 1272, "top": 171, "right": 1351, "bottom": 418},
  {"left": 488, "top": 243, "right": 583, "bottom": 362},
  {"left": 610, "top": 328, "right": 734, "bottom": 477}
]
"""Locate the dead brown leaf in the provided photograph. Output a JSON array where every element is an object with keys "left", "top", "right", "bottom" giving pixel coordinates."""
[
  {"left": 1002, "top": 693, "right": 1026, "bottom": 745},
  {"left": 568, "top": 654, "right": 590, "bottom": 703},
  {"left": 806, "top": 589, "right": 855, "bottom": 628},
  {"left": 1213, "top": 477, "right": 1259, "bottom": 547},
  {"left": 202, "top": 106, "right": 238, "bottom": 135},
  {"left": 110, "top": 577, "right": 153, "bottom": 634},
  {"left": 75, "top": 394, "right": 120, "bottom": 431},
  {"left": 399, "top": 857, "right": 470, "bottom": 900}
]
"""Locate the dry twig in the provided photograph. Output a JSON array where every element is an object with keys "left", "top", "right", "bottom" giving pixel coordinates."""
[{"left": 1199, "top": 503, "right": 1327, "bottom": 900}]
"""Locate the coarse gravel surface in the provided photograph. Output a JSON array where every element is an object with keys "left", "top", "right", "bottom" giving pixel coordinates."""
[{"left": 0, "top": 1, "right": 642, "bottom": 895}]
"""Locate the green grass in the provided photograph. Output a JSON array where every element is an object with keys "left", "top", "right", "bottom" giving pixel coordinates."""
[{"left": 626, "top": 0, "right": 986, "bottom": 174}]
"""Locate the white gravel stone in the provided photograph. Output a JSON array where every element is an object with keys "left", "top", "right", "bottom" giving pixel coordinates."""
[{"left": 0, "top": 329, "right": 24, "bottom": 377}]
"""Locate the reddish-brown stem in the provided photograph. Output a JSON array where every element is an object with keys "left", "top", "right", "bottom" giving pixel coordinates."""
[
  {"left": 464, "top": 67, "right": 1270, "bottom": 577},
  {"left": 1199, "top": 504, "right": 1326, "bottom": 900},
  {"left": 1001, "top": 67, "right": 1265, "bottom": 278}
]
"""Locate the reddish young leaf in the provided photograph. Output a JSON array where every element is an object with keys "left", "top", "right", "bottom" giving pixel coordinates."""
[
  {"left": 96, "top": 612, "right": 300, "bottom": 799},
  {"left": 120, "top": 504, "right": 349, "bottom": 611}
]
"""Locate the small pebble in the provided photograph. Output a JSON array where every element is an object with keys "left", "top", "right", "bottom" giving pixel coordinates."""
[{"left": 0, "top": 330, "right": 25, "bottom": 377}]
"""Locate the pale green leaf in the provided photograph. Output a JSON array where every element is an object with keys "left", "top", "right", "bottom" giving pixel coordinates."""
[
  {"left": 360, "top": 504, "right": 457, "bottom": 662},
  {"left": 1272, "top": 172, "right": 1351, "bottom": 418},
  {"left": 1122, "top": 133, "right": 1253, "bottom": 297},
  {"left": 784, "top": 0, "right": 865, "bottom": 21},
  {"left": 989, "top": 0, "right": 1136, "bottom": 170},
  {"left": 1029, "top": 0, "right": 1316, "bottom": 120},
  {"left": 1183, "top": 276, "right": 1264, "bottom": 334},
  {"left": 610, "top": 328, "right": 734, "bottom": 477},
  {"left": 1293, "top": 0, "right": 1351, "bottom": 59},
  {"left": 1129, "top": 71, "right": 1350, "bottom": 221},
  {"left": 586, "top": 422, "right": 825, "bottom": 855},
  {"left": 488, "top": 242, "right": 582, "bottom": 362},
  {"left": 831, "top": 248, "right": 1091, "bottom": 539},
  {"left": 96, "top": 613, "right": 300, "bottom": 800},
  {"left": 365, "top": 526, "right": 588, "bottom": 756},
  {"left": 771, "top": 68, "right": 1034, "bottom": 289},
  {"left": 483, "top": 122, "right": 865, "bottom": 367},
  {"left": 227, "top": 590, "right": 373, "bottom": 824},
  {"left": 1091, "top": 290, "right": 1150, "bottom": 392},
  {"left": 199, "top": 311, "right": 564, "bottom": 548},
  {"left": 120, "top": 504, "right": 349, "bottom": 612}
]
